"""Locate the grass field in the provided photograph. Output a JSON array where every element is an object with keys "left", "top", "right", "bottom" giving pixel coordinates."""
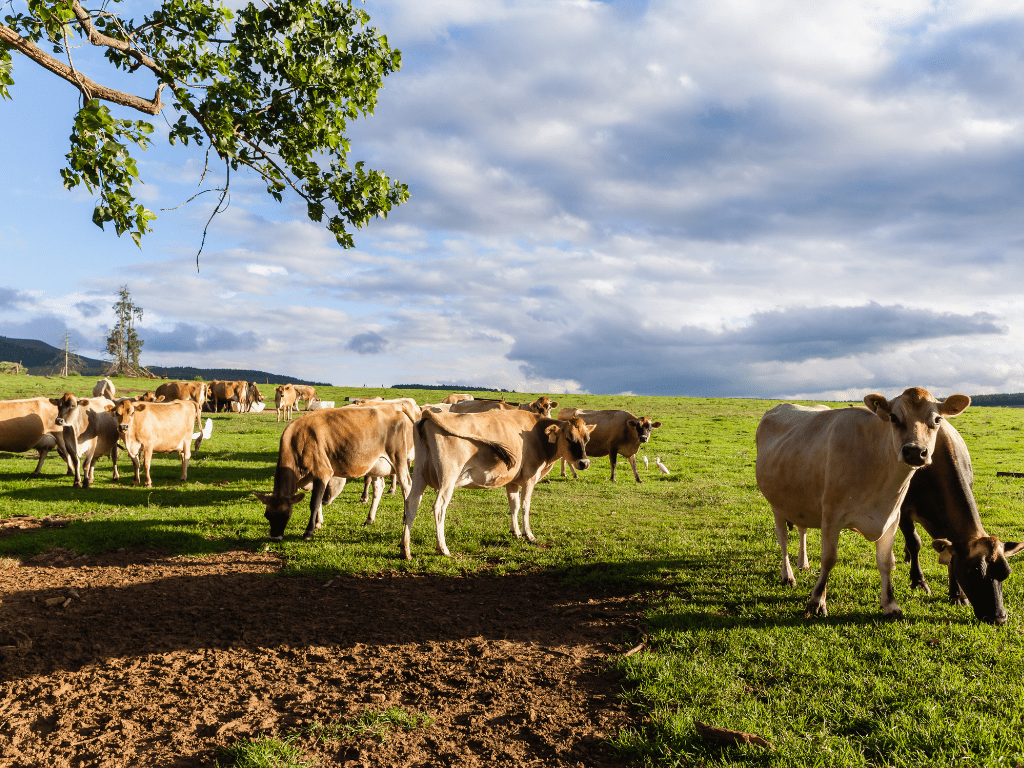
[{"left": 3, "top": 374, "right": 1024, "bottom": 766}]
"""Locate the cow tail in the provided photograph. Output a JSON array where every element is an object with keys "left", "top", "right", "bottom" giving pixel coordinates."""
[
  {"left": 421, "top": 410, "right": 517, "bottom": 469},
  {"left": 192, "top": 401, "right": 204, "bottom": 453}
]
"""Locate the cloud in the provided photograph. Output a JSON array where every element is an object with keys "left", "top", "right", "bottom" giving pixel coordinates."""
[
  {"left": 75, "top": 301, "right": 103, "bottom": 319},
  {"left": 143, "top": 323, "right": 259, "bottom": 353},
  {"left": 0, "top": 287, "right": 30, "bottom": 311},
  {"left": 346, "top": 331, "right": 390, "bottom": 355}
]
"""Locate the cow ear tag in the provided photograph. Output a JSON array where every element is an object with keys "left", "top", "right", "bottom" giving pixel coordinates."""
[
  {"left": 545, "top": 424, "right": 560, "bottom": 443},
  {"left": 932, "top": 538, "right": 954, "bottom": 565},
  {"left": 864, "top": 394, "right": 891, "bottom": 420}
]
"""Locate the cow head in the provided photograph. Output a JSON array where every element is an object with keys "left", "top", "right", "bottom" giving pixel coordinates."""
[
  {"left": 547, "top": 416, "right": 594, "bottom": 472},
  {"left": 249, "top": 383, "right": 264, "bottom": 403},
  {"left": 137, "top": 390, "right": 162, "bottom": 403},
  {"left": 106, "top": 399, "right": 143, "bottom": 435},
  {"left": 865, "top": 388, "right": 969, "bottom": 468},
  {"left": 50, "top": 392, "right": 79, "bottom": 427},
  {"left": 527, "top": 397, "right": 559, "bottom": 418},
  {"left": 932, "top": 537, "right": 1024, "bottom": 624},
  {"left": 629, "top": 416, "right": 662, "bottom": 445},
  {"left": 254, "top": 491, "right": 305, "bottom": 540}
]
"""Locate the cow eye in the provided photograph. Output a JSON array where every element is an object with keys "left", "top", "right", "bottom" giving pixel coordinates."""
[{"left": 889, "top": 414, "right": 901, "bottom": 426}]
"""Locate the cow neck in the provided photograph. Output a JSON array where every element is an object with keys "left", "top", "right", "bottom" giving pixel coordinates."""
[{"left": 931, "top": 427, "right": 986, "bottom": 542}]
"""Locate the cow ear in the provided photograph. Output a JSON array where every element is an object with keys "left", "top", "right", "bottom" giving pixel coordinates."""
[
  {"left": 545, "top": 424, "right": 560, "bottom": 443},
  {"left": 939, "top": 394, "right": 970, "bottom": 417},
  {"left": 136, "top": 404, "right": 147, "bottom": 411},
  {"left": 104, "top": 405, "right": 114, "bottom": 413},
  {"left": 628, "top": 420, "right": 638, "bottom": 428},
  {"left": 254, "top": 492, "right": 271, "bottom": 504},
  {"left": 1002, "top": 541, "right": 1024, "bottom": 558},
  {"left": 157, "top": 395, "right": 166, "bottom": 402},
  {"left": 586, "top": 424, "right": 596, "bottom": 435},
  {"left": 291, "top": 492, "right": 305, "bottom": 504},
  {"left": 864, "top": 394, "right": 891, "bottom": 420},
  {"left": 652, "top": 421, "right": 662, "bottom": 428},
  {"left": 48, "top": 397, "right": 61, "bottom": 406},
  {"left": 932, "top": 538, "right": 954, "bottom": 565},
  {"left": 550, "top": 400, "right": 559, "bottom": 409}
]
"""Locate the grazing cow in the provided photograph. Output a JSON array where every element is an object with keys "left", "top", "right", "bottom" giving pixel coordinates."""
[
  {"left": 400, "top": 410, "right": 595, "bottom": 559},
  {"left": 558, "top": 408, "right": 662, "bottom": 483},
  {"left": 209, "top": 380, "right": 248, "bottom": 413},
  {"left": 896, "top": 419, "right": 1024, "bottom": 624},
  {"left": 105, "top": 398, "right": 204, "bottom": 487},
  {"left": 519, "top": 396, "right": 559, "bottom": 418},
  {"left": 255, "top": 405, "right": 417, "bottom": 541},
  {"left": 442, "top": 394, "right": 473, "bottom": 405},
  {"left": 244, "top": 383, "right": 265, "bottom": 413},
  {"left": 93, "top": 378, "right": 115, "bottom": 400},
  {"left": 275, "top": 384, "right": 298, "bottom": 422},
  {"left": 755, "top": 387, "right": 970, "bottom": 619},
  {"left": 292, "top": 385, "right": 319, "bottom": 410},
  {"left": 0, "top": 397, "right": 72, "bottom": 475},
  {"left": 155, "top": 380, "right": 208, "bottom": 407},
  {"left": 52, "top": 393, "right": 120, "bottom": 488}
]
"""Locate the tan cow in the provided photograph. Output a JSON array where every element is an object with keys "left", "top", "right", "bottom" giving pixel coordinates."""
[
  {"left": 558, "top": 408, "right": 661, "bottom": 482},
  {"left": 92, "top": 378, "right": 115, "bottom": 399},
  {"left": 450, "top": 398, "right": 518, "bottom": 414},
  {"left": 106, "top": 399, "right": 204, "bottom": 487},
  {"left": 292, "top": 385, "right": 319, "bottom": 410},
  {"left": 244, "top": 383, "right": 265, "bottom": 413},
  {"left": 275, "top": 384, "right": 298, "bottom": 422},
  {"left": 347, "top": 398, "right": 421, "bottom": 504},
  {"left": 255, "top": 405, "right": 417, "bottom": 541},
  {"left": 518, "top": 396, "right": 559, "bottom": 418},
  {"left": 0, "top": 397, "right": 72, "bottom": 476},
  {"left": 155, "top": 380, "right": 208, "bottom": 407},
  {"left": 755, "top": 387, "right": 970, "bottom": 619},
  {"left": 52, "top": 393, "right": 120, "bottom": 488},
  {"left": 116, "top": 390, "right": 163, "bottom": 404},
  {"left": 209, "top": 380, "right": 248, "bottom": 413},
  {"left": 400, "top": 410, "right": 595, "bottom": 558},
  {"left": 442, "top": 393, "right": 473, "bottom": 405}
]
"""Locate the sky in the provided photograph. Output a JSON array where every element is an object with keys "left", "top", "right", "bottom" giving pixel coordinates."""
[{"left": 3, "top": 0, "right": 1024, "bottom": 399}]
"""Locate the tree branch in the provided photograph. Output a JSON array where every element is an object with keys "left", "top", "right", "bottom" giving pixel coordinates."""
[{"left": 0, "top": 23, "right": 163, "bottom": 114}]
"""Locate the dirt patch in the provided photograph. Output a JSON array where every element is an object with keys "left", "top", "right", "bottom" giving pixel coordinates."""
[{"left": 0, "top": 549, "right": 646, "bottom": 767}]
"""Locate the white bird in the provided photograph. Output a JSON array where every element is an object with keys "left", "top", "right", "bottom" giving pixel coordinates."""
[
  {"left": 192, "top": 418, "right": 213, "bottom": 441},
  {"left": 642, "top": 455, "right": 649, "bottom": 468},
  {"left": 655, "top": 457, "right": 670, "bottom": 475}
]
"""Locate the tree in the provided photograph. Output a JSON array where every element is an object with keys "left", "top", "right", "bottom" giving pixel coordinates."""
[
  {"left": 0, "top": 0, "right": 408, "bottom": 259},
  {"left": 106, "top": 286, "right": 145, "bottom": 376},
  {"left": 53, "top": 330, "right": 84, "bottom": 376}
]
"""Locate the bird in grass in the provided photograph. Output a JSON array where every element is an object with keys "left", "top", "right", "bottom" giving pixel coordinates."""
[
  {"left": 655, "top": 457, "right": 670, "bottom": 475},
  {"left": 642, "top": 455, "right": 649, "bottom": 469}
]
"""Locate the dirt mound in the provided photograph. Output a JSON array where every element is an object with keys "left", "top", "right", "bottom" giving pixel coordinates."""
[{"left": 0, "top": 549, "right": 645, "bottom": 767}]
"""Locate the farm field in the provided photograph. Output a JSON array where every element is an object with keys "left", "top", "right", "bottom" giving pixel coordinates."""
[{"left": 1, "top": 375, "right": 1024, "bottom": 766}]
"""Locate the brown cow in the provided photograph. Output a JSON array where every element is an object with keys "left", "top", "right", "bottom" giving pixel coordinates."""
[
  {"left": 116, "top": 391, "right": 163, "bottom": 404},
  {"left": 105, "top": 399, "right": 203, "bottom": 487},
  {"left": 275, "top": 384, "right": 298, "bottom": 422},
  {"left": 52, "top": 393, "right": 120, "bottom": 488},
  {"left": 255, "top": 405, "right": 417, "bottom": 540},
  {"left": 558, "top": 408, "right": 662, "bottom": 482},
  {"left": 209, "top": 380, "right": 248, "bottom": 413},
  {"left": 92, "top": 378, "right": 115, "bottom": 399},
  {"left": 292, "top": 385, "right": 319, "bottom": 410},
  {"left": 0, "top": 397, "right": 72, "bottom": 476},
  {"left": 442, "top": 393, "right": 473, "bottom": 405},
  {"left": 519, "top": 396, "right": 559, "bottom": 418},
  {"left": 347, "top": 398, "right": 421, "bottom": 503},
  {"left": 450, "top": 399, "right": 518, "bottom": 414},
  {"left": 244, "top": 383, "right": 264, "bottom": 412},
  {"left": 155, "top": 380, "right": 208, "bottom": 407},
  {"left": 400, "top": 410, "right": 594, "bottom": 558}
]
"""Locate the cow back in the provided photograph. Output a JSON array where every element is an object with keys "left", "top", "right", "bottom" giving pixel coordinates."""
[{"left": 0, "top": 397, "right": 60, "bottom": 452}]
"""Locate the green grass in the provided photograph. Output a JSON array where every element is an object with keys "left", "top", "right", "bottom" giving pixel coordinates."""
[{"left": 4, "top": 375, "right": 1024, "bottom": 766}]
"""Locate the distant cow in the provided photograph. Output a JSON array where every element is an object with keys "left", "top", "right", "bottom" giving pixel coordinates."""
[
  {"left": 292, "top": 385, "right": 319, "bottom": 411},
  {"left": 52, "top": 393, "right": 119, "bottom": 488},
  {"left": 400, "top": 410, "right": 595, "bottom": 559},
  {"left": 519, "top": 397, "right": 559, "bottom": 418},
  {"left": 93, "top": 378, "right": 115, "bottom": 400},
  {"left": 256, "top": 405, "right": 417, "bottom": 541},
  {"left": 558, "top": 408, "right": 661, "bottom": 483},
  {"left": 244, "top": 383, "right": 264, "bottom": 413},
  {"left": 755, "top": 387, "right": 970, "bottom": 619},
  {"left": 106, "top": 399, "right": 204, "bottom": 487},
  {"left": 275, "top": 384, "right": 298, "bottom": 422},
  {"left": 442, "top": 394, "right": 473, "bottom": 405},
  {"left": 897, "top": 419, "right": 1024, "bottom": 623},
  {"left": 155, "top": 380, "right": 208, "bottom": 407},
  {"left": 209, "top": 380, "right": 248, "bottom": 413},
  {"left": 0, "top": 397, "right": 72, "bottom": 476}
]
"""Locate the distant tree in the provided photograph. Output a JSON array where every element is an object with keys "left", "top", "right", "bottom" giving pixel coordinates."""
[
  {"left": 0, "top": 0, "right": 408, "bottom": 259},
  {"left": 54, "top": 330, "right": 84, "bottom": 376},
  {"left": 105, "top": 286, "right": 145, "bottom": 376}
]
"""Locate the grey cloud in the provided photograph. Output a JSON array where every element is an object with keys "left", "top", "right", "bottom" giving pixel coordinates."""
[
  {"left": 75, "top": 301, "right": 103, "bottom": 319},
  {"left": 0, "top": 287, "right": 29, "bottom": 310},
  {"left": 143, "top": 323, "right": 258, "bottom": 353},
  {"left": 347, "top": 332, "right": 389, "bottom": 355}
]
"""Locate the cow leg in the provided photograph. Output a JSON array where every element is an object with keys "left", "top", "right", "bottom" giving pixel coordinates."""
[
  {"left": 400, "top": 471, "right": 428, "bottom": 560},
  {"left": 323, "top": 477, "right": 346, "bottom": 506},
  {"left": 110, "top": 443, "right": 120, "bottom": 482},
  {"left": 875, "top": 523, "right": 903, "bottom": 618},
  {"left": 360, "top": 476, "right": 371, "bottom": 503},
  {"left": 64, "top": 428, "right": 83, "bottom": 488},
  {"left": 31, "top": 444, "right": 52, "bottom": 476},
  {"left": 180, "top": 443, "right": 191, "bottom": 482},
  {"left": 143, "top": 446, "right": 154, "bottom": 487},
  {"left": 628, "top": 454, "right": 642, "bottom": 483},
  {"left": 507, "top": 486, "right": 523, "bottom": 538},
  {"left": 431, "top": 480, "right": 457, "bottom": 556},
  {"left": 128, "top": 448, "right": 141, "bottom": 486},
  {"left": 520, "top": 480, "right": 539, "bottom": 544},
  {"left": 774, "top": 513, "right": 796, "bottom": 587},
  {"left": 609, "top": 450, "right": 621, "bottom": 482},
  {"left": 560, "top": 458, "right": 566, "bottom": 478},
  {"left": 364, "top": 477, "right": 386, "bottom": 526},
  {"left": 304, "top": 478, "right": 328, "bottom": 540},
  {"left": 947, "top": 568, "right": 969, "bottom": 606},
  {"left": 388, "top": 473, "right": 397, "bottom": 495},
  {"left": 901, "top": 515, "right": 931, "bottom": 594},
  {"left": 806, "top": 520, "right": 841, "bottom": 616},
  {"left": 796, "top": 527, "right": 810, "bottom": 571}
]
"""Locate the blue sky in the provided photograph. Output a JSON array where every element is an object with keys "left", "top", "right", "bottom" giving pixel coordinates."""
[{"left": 3, "top": 0, "right": 1024, "bottom": 399}]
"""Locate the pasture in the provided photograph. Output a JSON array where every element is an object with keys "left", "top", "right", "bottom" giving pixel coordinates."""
[{"left": 2, "top": 375, "right": 1024, "bottom": 766}]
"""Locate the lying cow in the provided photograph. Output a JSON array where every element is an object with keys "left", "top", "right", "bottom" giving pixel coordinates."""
[
  {"left": 897, "top": 419, "right": 1023, "bottom": 624},
  {"left": 755, "top": 387, "right": 970, "bottom": 619},
  {"left": 106, "top": 398, "right": 204, "bottom": 487},
  {"left": 52, "top": 393, "right": 120, "bottom": 488},
  {"left": 256, "top": 405, "right": 416, "bottom": 540},
  {"left": 0, "top": 397, "right": 72, "bottom": 476},
  {"left": 93, "top": 378, "right": 115, "bottom": 400},
  {"left": 558, "top": 408, "right": 661, "bottom": 483},
  {"left": 155, "top": 380, "right": 208, "bottom": 407},
  {"left": 400, "top": 410, "right": 594, "bottom": 559},
  {"left": 275, "top": 384, "right": 298, "bottom": 422}
]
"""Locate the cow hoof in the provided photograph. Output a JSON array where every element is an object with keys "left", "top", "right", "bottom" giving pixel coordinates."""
[
  {"left": 73, "top": 482, "right": 82, "bottom": 489},
  {"left": 302, "top": 532, "right": 315, "bottom": 541},
  {"left": 781, "top": 577, "right": 797, "bottom": 587},
  {"left": 268, "top": 535, "right": 283, "bottom": 542},
  {"left": 363, "top": 519, "right": 374, "bottom": 527},
  {"left": 951, "top": 595, "right": 970, "bottom": 607},
  {"left": 804, "top": 602, "right": 827, "bottom": 618},
  {"left": 400, "top": 548, "right": 412, "bottom": 560},
  {"left": 910, "top": 580, "right": 932, "bottom": 595},
  {"left": 884, "top": 606, "right": 904, "bottom": 620}
]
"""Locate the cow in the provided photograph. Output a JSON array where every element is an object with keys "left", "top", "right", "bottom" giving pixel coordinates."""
[
  {"left": 0, "top": 397, "right": 72, "bottom": 476},
  {"left": 349, "top": 396, "right": 383, "bottom": 405},
  {"left": 519, "top": 396, "right": 559, "bottom": 418},
  {"left": 400, "top": 410, "right": 595, "bottom": 559},
  {"left": 255, "top": 405, "right": 417, "bottom": 541},
  {"left": 894, "top": 419, "right": 1024, "bottom": 624},
  {"left": 450, "top": 398, "right": 518, "bottom": 414},
  {"left": 345, "top": 398, "right": 421, "bottom": 503},
  {"left": 155, "top": 380, "right": 208, "bottom": 407},
  {"left": 558, "top": 408, "right": 661, "bottom": 483},
  {"left": 275, "top": 384, "right": 298, "bottom": 422},
  {"left": 209, "top": 380, "right": 248, "bottom": 413},
  {"left": 292, "top": 385, "right": 319, "bottom": 410},
  {"left": 52, "top": 393, "right": 120, "bottom": 488},
  {"left": 93, "top": 378, "right": 115, "bottom": 400},
  {"left": 116, "top": 390, "right": 163, "bottom": 404},
  {"left": 442, "top": 394, "right": 473, "bottom": 405},
  {"left": 105, "top": 398, "right": 204, "bottom": 487},
  {"left": 755, "top": 387, "right": 971, "bottom": 619},
  {"left": 244, "top": 383, "right": 265, "bottom": 413}
]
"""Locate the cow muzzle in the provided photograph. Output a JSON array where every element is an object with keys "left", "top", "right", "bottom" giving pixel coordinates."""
[
  {"left": 55, "top": 418, "right": 65, "bottom": 426},
  {"left": 576, "top": 459, "right": 590, "bottom": 471},
  {"left": 901, "top": 443, "right": 929, "bottom": 467}
]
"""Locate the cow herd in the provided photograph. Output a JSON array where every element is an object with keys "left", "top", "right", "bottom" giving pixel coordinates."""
[{"left": 0, "top": 379, "right": 1020, "bottom": 624}]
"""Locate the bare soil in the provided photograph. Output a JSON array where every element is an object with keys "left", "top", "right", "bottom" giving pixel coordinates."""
[{"left": 0, "top": 547, "right": 646, "bottom": 767}]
